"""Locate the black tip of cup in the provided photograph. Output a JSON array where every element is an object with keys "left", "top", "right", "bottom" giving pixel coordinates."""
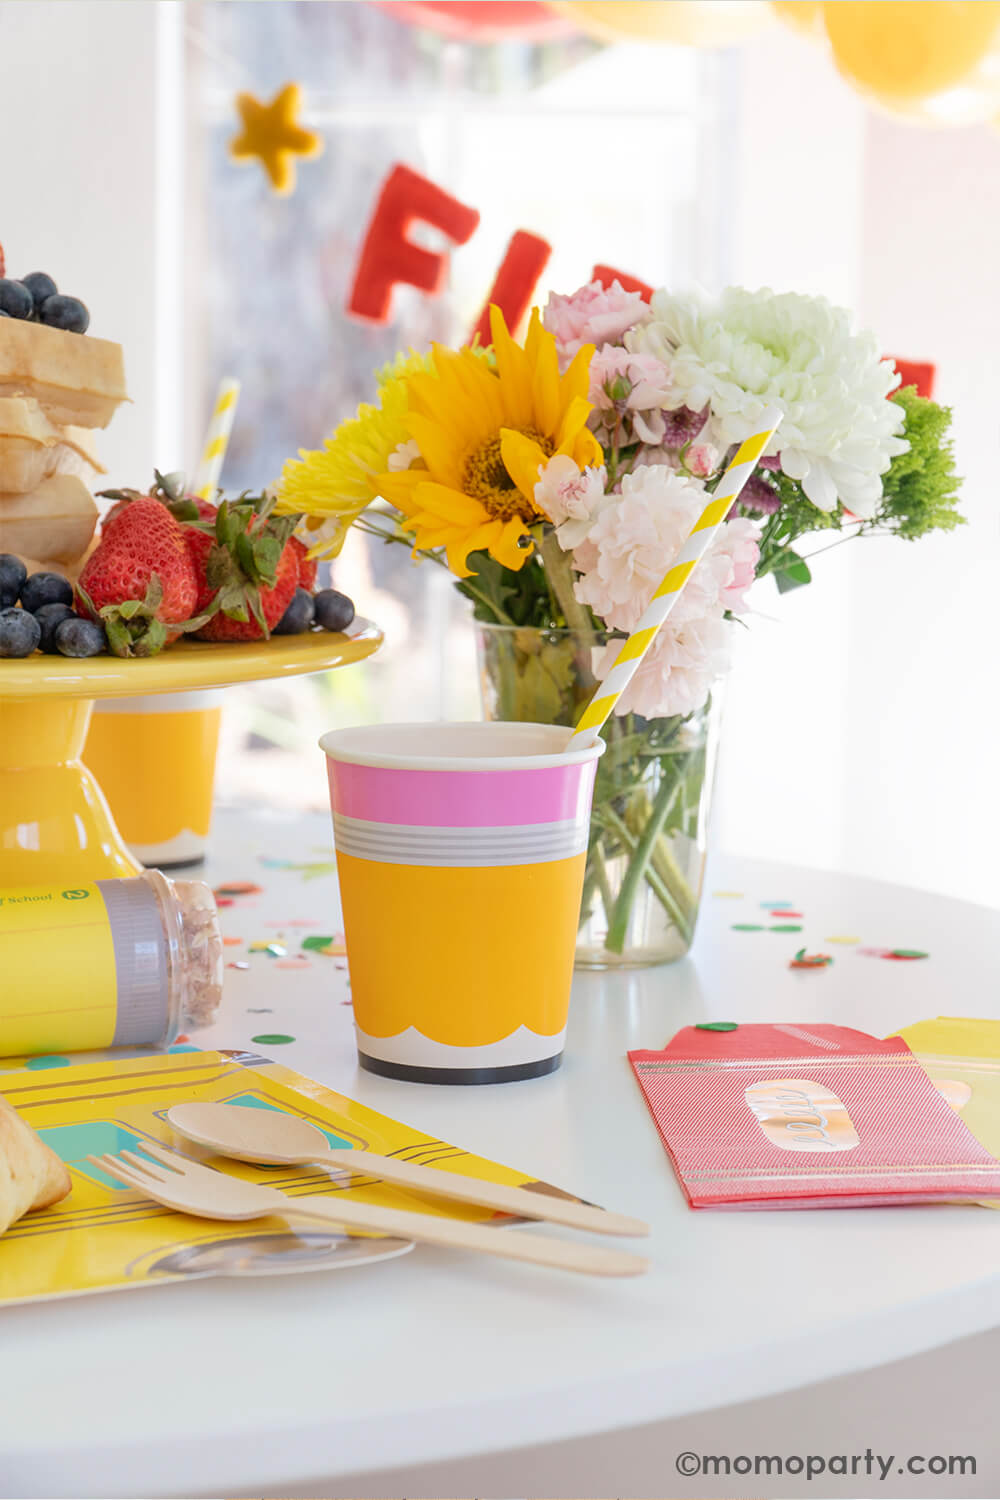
[{"left": 357, "top": 1052, "right": 562, "bottom": 1085}]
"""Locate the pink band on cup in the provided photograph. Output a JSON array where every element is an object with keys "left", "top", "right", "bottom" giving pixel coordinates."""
[{"left": 327, "top": 760, "right": 597, "bottom": 829}]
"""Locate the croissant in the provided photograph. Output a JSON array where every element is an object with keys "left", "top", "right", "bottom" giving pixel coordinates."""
[{"left": 0, "top": 1092, "right": 72, "bottom": 1236}]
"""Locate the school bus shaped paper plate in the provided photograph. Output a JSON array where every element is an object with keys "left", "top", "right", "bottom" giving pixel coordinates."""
[{"left": 0, "top": 1049, "right": 567, "bottom": 1305}]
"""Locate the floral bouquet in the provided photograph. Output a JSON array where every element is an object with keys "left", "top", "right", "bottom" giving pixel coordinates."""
[{"left": 276, "top": 280, "right": 962, "bottom": 966}]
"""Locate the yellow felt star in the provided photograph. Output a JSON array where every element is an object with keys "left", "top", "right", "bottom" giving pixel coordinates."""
[{"left": 229, "top": 83, "right": 323, "bottom": 195}]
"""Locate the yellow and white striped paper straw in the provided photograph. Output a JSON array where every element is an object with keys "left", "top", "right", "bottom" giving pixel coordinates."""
[
  {"left": 569, "top": 407, "right": 783, "bottom": 747},
  {"left": 193, "top": 376, "right": 241, "bottom": 500}
]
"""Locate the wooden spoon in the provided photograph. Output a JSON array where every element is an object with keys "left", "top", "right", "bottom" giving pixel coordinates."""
[{"left": 167, "top": 1101, "right": 648, "bottom": 1238}]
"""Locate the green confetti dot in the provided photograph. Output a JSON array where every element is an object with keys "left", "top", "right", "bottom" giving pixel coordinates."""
[
  {"left": 302, "top": 934, "right": 336, "bottom": 951},
  {"left": 770, "top": 924, "right": 803, "bottom": 933},
  {"left": 731, "top": 923, "right": 764, "bottom": 931},
  {"left": 696, "top": 1021, "right": 739, "bottom": 1032},
  {"left": 250, "top": 1033, "right": 295, "bottom": 1046},
  {"left": 890, "top": 948, "right": 929, "bottom": 960},
  {"left": 25, "top": 1055, "right": 70, "bottom": 1070}
]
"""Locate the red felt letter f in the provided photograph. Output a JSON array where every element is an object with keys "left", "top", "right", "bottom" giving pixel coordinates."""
[{"left": 348, "top": 164, "right": 481, "bottom": 324}]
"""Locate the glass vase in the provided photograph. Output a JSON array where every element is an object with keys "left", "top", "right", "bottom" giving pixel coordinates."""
[{"left": 476, "top": 622, "right": 725, "bottom": 968}]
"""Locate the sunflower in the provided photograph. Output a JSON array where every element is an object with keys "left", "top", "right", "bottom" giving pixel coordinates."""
[
  {"left": 377, "top": 306, "right": 602, "bottom": 576},
  {"left": 274, "top": 351, "right": 433, "bottom": 558}
]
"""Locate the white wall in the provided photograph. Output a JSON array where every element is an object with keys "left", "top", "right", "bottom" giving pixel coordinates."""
[
  {"left": 0, "top": 0, "right": 184, "bottom": 488},
  {"left": 712, "top": 27, "right": 868, "bottom": 877},
  {"left": 851, "top": 116, "right": 1000, "bottom": 908},
  {"left": 714, "top": 24, "right": 1000, "bottom": 909}
]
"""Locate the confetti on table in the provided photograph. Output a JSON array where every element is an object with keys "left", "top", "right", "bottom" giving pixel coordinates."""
[
  {"left": 214, "top": 881, "right": 263, "bottom": 898},
  {"left": 770, "top": 924, "right": 803, "bottom": 933},
  {"left": 713, "top": 891, "right": 744, "bottom": 899},
  {"left": 276, "top": 958, "right": 311, "bottom": 970},
  {"left": 223, "top": 936, "right": 242, "bottom": 947},
  {"left": 216, "top": 898, "right": 234, "bottom": 908},
  {"left": 731, "top": 923, "right": 764, "bottom": 932},
  {"left": 174, "top": 1033, "right": 191, "bottom": 1044},
  {"left": 825, "top": 935, "right": 860, "bottom": 945},
  {"left": 249, "top": 940, "right": 287, "bottom": 957},
  {"left": 227, "top": 961, "right": 250, "bottom": 971},
  {"left": 696, "top": 1021, "right": 739, "bottom": 1032},
  {"left": 762, "top": 900, "right": 794, "bottom": 909},
  {"left": 247, "top": 1007, "right": 273, "bottom": 1013},
  {"left": 258, "top": 856, "right": 336, "bottom": 879},
  {"left": 770, "top": 910, "right": 803, "bottom": 919},
  {"left": 790, "top": 948, "right": 833, "bottom": 970},
  {"left": 859, "top": 946, "right": 930, "bottom": 961},
  {"left": 251, "top": 1033, "right": 296, "bottom": 1046},
  {"left": 301, "top": 934, "right": 335, "bottom": 951},
  {"left": 25, "top": 1055, "right": 70, "bottom": 1070}
]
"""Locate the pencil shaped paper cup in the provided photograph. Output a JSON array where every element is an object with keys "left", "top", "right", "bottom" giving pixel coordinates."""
[
  {"left": 84, "top": 691, "right": 224, "bottom": 868},
  {"left": 320, "top": 722, "right": 604, "bottom": 1084}
]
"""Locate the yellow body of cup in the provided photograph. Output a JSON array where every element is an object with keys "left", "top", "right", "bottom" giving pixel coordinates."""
[
  {"left": 83, "top": 692, "right": 223, "bottom": 867},
  {"left": 321, "top": 722, "right": 603, "bottom": 1084}
]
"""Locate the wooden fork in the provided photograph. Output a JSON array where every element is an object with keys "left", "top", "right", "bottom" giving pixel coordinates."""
[{"left": 88, "top": 1143, "right": 649, "bottom": 1279}]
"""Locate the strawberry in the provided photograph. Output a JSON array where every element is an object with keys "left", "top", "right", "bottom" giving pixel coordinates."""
[
  {"left": 100, "top": 471, "right": 216, "bottom": 531},
  {"left": 77, "top": 497, "right": 198, "bottom": 657},
  {"left": 289, "top": 536, "right": 318, "bottom": 591},
  {"left": 183, "top": 524, "right": 218, "bottom": 615},
  {"left": 190, "top": 497, "right": 300, "bottom": 642}
]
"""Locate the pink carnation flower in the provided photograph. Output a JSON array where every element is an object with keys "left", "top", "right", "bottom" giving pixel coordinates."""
[
  {"left": 589, "top": 345, "right": 673, "bottom": 446},
  {"left": 573, "top": 468, "right": 758, "bottom": 634},
  {"left": 594, "top": 616, "right": 732, "bottom": 721},
  {"left": 543, "top": 280, "right": 650, "bottom": 369},
  {"left": 533, "top": 454, "right": 609, "bottom": 549}
]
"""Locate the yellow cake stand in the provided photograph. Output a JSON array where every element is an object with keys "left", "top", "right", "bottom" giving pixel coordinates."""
[{"left": 0, "top": 622, "right": 382, "bottom": 885}]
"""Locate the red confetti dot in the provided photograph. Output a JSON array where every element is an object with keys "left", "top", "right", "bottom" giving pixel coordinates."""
[
  {"left": 174, "top": 1033, "right": 190, "bottom": 1044},
  {"left": 772, "top": 910, "right": 803, "bottom": 919}
]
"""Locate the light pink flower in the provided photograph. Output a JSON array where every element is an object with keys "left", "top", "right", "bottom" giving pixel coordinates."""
[
  {"left": 573, "top": 467, "right": 755, "bottom": 633},
  {"left": 588, "top": 345, "right": 673, "bottom": 446},
  {"left": 533, "top": 454, "right": 609, "bottom": 549},
  {"left": 593, "top": 616, "right": 732, "bottom": 721},
  {"left": 685, "top": 442, "right": 719, "bottom": 478},
  {"left": 713, "top": 516, "right": 759, "bottom": 613},
  {"left": 542, "top": 280, "right": 650, "bottom": 369}
]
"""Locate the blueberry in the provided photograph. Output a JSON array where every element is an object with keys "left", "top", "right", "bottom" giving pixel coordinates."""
[
  {"left": 22, "top": 272, "right": 58, "bottom": 310},
  {"left": 34, "top": 601, "right": 76, "bottom": 652},
  {"left": 19, "top": 571, "right": 74, "bottom": 613},
  {"left": 0, "top": 279, "right": 33, "bottom": 320},
  {"left": 0, "top": 554, "right": 27, "bottom": 609},
  {"left": 274, "top": 586, "right": 316, "bottom": 635},
  {"left": 55, "top": 616, "right": 106, "bottom": 657},
  {"left": 312, "top": 589, "right": 355, "bottom": 633},
  {"left": 0, "top": 607, "right": 41, "bottom": 657},
  {"left": 39, "top": 294, "right": 89, "bottom": 334}
]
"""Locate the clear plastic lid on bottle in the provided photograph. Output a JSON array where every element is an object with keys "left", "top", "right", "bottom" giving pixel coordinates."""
[{"left": 97, "top": 870, "right": 223, "bottom": 1048}]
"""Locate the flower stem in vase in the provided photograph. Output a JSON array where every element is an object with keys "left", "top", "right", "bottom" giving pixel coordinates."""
[
  {"left": 537, "top": 531, "right": 598, "bottom": 689},
  {"left": 601, "top": 778, "right": 693, "bottom": 953}
]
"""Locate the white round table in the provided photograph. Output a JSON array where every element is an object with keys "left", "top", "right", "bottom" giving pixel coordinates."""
[{"left": 2, "top": 809, "right": 999, "bottom": 1498}]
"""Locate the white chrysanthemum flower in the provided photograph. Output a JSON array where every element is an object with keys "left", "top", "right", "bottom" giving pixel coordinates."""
[{"left": 628, "top": 287, "right": 909, "bottom": 517}]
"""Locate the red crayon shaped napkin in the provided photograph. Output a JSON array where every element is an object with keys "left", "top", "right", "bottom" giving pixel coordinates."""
[{"left": 629, "top": 1023, "right": 1000, "bottom": 1210}]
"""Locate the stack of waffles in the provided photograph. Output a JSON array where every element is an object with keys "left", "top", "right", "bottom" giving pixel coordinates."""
[{"left": 0, "top": 316, "right": 128, "bottom": 580}]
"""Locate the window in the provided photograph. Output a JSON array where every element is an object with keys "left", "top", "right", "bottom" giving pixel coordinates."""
[{"left": 187, "top": 0, "right": 724, "bottom": 810}]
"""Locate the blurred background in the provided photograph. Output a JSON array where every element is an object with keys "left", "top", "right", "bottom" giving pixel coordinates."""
[{"left": 1, "top": 0, "right": 997, "bottom": 907}]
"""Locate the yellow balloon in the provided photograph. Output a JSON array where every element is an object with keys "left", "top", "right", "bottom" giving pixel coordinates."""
[
  {"left": 771, "top": 1, "right": 824, "bottom": 39},
  {"left": 550, "top": 1, "right": 771, "bottom": 47},
  {"left": 823, "top": 2, "right": 1000, "bottom": 114}
]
